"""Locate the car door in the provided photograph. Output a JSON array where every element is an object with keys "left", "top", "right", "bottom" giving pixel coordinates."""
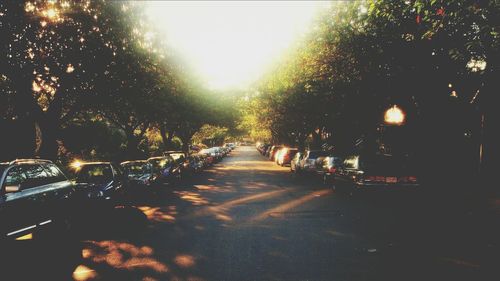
[
  {"left": 0, "top": 164, "right": 47, "bottom": 239},
  {"left": 40, "top": 163, "right": 73, "bottom": 223}
]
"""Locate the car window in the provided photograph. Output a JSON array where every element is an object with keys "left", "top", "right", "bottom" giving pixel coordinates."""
[
  {"left": 149, "top": 157, "right": 173, "bottom": 173},
  {"left": 4, "top": 164, "right": 50, "bottom": 190},
  {"left": 169, "top": 153, "right": 185, "bottom": 161},
  {"left": 42, "top": 163, "right": 68, "bottom": 183},
  {"left": 343, "top": 156, "right": 359, "bottom": 169},
  {"left": 112, "top": 164, "right": 123, "bottom": 177},
  {"left": 76, "top": 164, "right": 113, "bottom": 184},
  {"left": 124, "top": 163, "right": 146, "bottom": 176}
]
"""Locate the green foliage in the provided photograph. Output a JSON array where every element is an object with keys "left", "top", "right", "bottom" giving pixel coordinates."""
[
  {"left": 242, "top": 0, "right": 498, "bottom": 153},
  {"left": 191, "top": 124, "right": 230, "bottom": 147},
  {"left": 0, "top": 1, "right": 241, "bottom": 160}
]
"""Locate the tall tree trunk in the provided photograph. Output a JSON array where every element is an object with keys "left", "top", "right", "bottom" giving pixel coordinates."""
[
  {"left": 160, "top": 124, "right": 176, "bottom": 150},
  {"left": 38, "top": 117, "right": 60, "bottom": 160},
  {"left": 125, "top": 128, "right": 141, "bottom": 158}
]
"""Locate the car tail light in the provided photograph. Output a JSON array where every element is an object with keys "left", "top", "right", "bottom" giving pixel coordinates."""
[
  {"left": 364, "top": 176, "right": 385, "bottom": 182},
  {"left": 399, "top": 176, "right": 417, "bottom": 183}
]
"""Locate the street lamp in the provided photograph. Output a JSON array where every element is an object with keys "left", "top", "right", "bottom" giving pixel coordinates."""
[{"left": 384, "top": 105, "right": 405, "bottom": 126}]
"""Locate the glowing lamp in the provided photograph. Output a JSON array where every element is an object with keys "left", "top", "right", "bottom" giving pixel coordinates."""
[{"left": 384, "top": 105, "right": 405, "bottom": 125}]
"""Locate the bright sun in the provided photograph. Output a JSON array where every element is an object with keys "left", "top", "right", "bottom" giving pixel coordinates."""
[{"left": 145, "top": 1, "right": 328, "bottom": 90}]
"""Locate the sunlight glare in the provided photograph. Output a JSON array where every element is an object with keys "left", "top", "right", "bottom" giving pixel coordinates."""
[{"left": 145, "top": 1, "right": 328, "bottom": 89}]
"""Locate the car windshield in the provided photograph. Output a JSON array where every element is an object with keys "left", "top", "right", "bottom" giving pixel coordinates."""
[
  {"left": 149, "top": 158, "right": 173, "bottom": 172},
  {"left": 124, "top": 162, "right": 148, "bottom": 176},
  {"left": 76, "top": 164, "right": 113, "bottom": 184},
  {"left": 169, "top": 153, "right": 185, "bottom": 161}
]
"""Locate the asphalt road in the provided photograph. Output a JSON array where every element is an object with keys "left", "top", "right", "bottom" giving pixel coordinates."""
[{"left": 3, "top": 146, "right": 498, "bottom": 281}]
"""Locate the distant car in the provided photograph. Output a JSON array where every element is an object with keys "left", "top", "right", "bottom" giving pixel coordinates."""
[
  {"left": 334, "top": 154, "right": 419, "bottom": 194},
  {"left": 0, "top": 159, "right": 74, "bottom": 240},
  {"left": 276, "top": 147, "right": 298, "bottom": 166},
  {"left": 258, "top": 144, "right": 271, "bottom": 155},
  {"left": 184, "top": 154, "right": 204, "bottom": 174},
  {"left": 120, "top": 160, "right": 155, "bottom": 190},
  {"left": 199, "top": 149, "right": 215, "bottom": 165},
  {"left": 297, "top": 150, "right": 330, "bottom": 174},
  {"left": 265, "top": 146, "right": 273, "bottom": 158},
  {"left": 72, "top": 162, "right": 127, "bottom": 206},
  {"left": 318, "top": 156, "right": 343, "bottom": 185},
  {"left": 268, "top": 145, "right": 283, "bottom": 161}
]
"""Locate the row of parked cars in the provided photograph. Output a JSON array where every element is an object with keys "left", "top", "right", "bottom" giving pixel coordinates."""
[
  {"left": 0, "top": 143, "right": 236, "bottom": 241},
  {"left": 257, "top": 143, "right": 419, "bottom": 194}
]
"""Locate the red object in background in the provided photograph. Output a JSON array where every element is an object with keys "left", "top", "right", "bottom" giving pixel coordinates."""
[
  {"left": 436, "top": 8, "right": 445, "bottom": 16},
  {"left": 416, "top": 15, "right": 421, "bottom": 24}
]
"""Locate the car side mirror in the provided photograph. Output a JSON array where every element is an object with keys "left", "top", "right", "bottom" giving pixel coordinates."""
[{"left": 5, "top": 185, "right": 20, "bottom": 193}]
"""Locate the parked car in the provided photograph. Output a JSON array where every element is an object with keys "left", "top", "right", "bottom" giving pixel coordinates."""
[
  {"left": 258, "top": 143, "right": 271, "bottom": 155},
  {"left": 264, "top": 146, "right": 273, "bottom": 158},
  {"left": 318, "top": 156, "right": 343, "bottom": 185},
  {"left": 164, "top": 151, "right": 190, "bottom": 176},
  {"left": 0, "top": 159, "right": 74, "bottom": 240},
  {"left": 276, "top": 147, "right": 298, "bottom": 166},
  {"left": 290, "top": 151, "right": 303, "bottom": 173},
  {"left": 184, "top": 154, "right": 204, "bottom": 174},
  {"left": 268, "top": 145, "right": 283, "bottom": 161},
  {"left": 196, "top": 153, "right": 210, "bottom": 168},
  {"left": 147, "top": 156, "right": 181, "bottom": 184},
  {"left": 72, "top": 162, "right": 127, "bottom": 206},
  {"left": 199, "top": 149, "right": 215, "bottom": 165},
  {"left": 297, "top": 150, "right": 330, "bottom": 174},
  {"left": 120, "top": 160, "right": 155, "bottom": 190},
  {"left": 334, "top": 154, "right": 419, "bottom": 194}
]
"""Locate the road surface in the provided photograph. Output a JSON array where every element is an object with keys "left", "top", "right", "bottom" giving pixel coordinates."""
[{"left": 4, "top": 146, "right": 497, "bottom": 280}]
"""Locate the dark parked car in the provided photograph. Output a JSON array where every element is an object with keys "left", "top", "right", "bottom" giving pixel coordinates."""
[
  {"left": 120, "top": 160, "right": 155, "bottom": 190},
  {"left": 0, "top": 159, "right": 74, "bottom": 240},
  {"left": 257, "top": 143, "right": 271, "bottom": 155},
  {"left": 264, "top": 145, "right": 273, "bottom": 158},
  {"left": 334, "top": 154, "right": 419, "bottom": 194},
  {"left": 147, "top": 155, "right": 181, "bottom": 184},
  {"left": 183, "top": 155, "right": 203, "bottom": 174},
  {"left": 72, "top": 162, "right": 127, "bottom": 205},
  {"left": 164, "top": 151, "right": 190, "bottom": 177},
  {"left": 318, "top": 156, "right": 343, "bottom": 185}
]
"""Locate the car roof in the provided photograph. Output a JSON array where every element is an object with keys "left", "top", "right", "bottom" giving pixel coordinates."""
[
  {"left": 8, "top": 159, "right": 53, "bottom": 165},
  {"left": 120, "top": 160, "right": 147, "bottom": 165},
  {"left": 79, "top": 162, "right": 112, "bottom": 166},
  {"left": 147, "top": 156, "right": 173, "bottom": 160}
]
